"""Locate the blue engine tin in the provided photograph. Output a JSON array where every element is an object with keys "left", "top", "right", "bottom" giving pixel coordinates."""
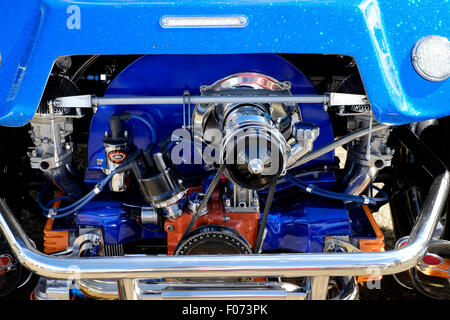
[
  {"left": 75, "top": 199, "right": 164, "bottom": 245},
  {"left": 46, "top": 52, "right": 381, "bottom": 254},
  {"left": 262, "top": 195, "right": 351, "bottom": 253},
  {"left": 70, "top": 194, "right": 381, "bottom": 252},
  {"left": 76, "top": 171, "right": 343, "bottom": 251},
  {"left": 86, "top": 53, "right": 335, "bottom": 176},
  {"left": 74, "top": 189, "right": 357, "bottom": 253},
  {"left": 77, "top": 53, "right": 358, "bottom": 253},
  {"left": 0, "top": 1, "right": 448, "bottom": 127},
  {"left": 73, "top": 170, "right": 380, "bottom": 253}
]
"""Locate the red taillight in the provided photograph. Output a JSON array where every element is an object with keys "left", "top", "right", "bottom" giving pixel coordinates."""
[
  {"left": 0, "top": 255, "right": 11, "bottom": 266},
  {"left": 422, "top": 254, "right": 444, "bottom": 266}
]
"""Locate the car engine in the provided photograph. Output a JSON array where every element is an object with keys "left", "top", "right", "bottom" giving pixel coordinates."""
[{"left": 4, "top": 53, "right": 395, "bottom": 299}]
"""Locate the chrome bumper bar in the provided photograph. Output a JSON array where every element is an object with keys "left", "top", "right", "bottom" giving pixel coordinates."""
[{"left": 0, "top": 170, "right": 448, "bottom": 281}]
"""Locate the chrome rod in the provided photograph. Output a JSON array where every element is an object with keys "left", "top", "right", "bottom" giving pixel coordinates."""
[
  {"left": 0, "top": 169, "right": 448, "bottom": 280},
  {"left": 140, "top": 289, "right": 306, "bottom": 300},
  {"left": 117, "top": 279, "right": 138, "bottom": 300},
  {"left": 53, "top": 93, "right": 369, "bottom": 109},
  {"left": 307, "top": 276, "right": 329, "bottom": 300},
  {"left": 95, "top": 95, "right": 329, "bottom": 106},
  {"left": 54, "top": 94, "right": 331, "bottom": 110}
]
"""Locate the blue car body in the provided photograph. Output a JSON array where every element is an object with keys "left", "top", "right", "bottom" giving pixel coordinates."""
[
  {"left": 0, "top": 0, "right": 448, "bottom": 127},
  {"left": 0, "top": 1, "right": 448, "bottom": 256}
]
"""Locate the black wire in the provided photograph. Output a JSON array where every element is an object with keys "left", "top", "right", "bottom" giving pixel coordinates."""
[
  {"left": 409, "top": 268, "right": 444, "bottom": 300},
  {"left": 71, "top": 55, "right": 100, "bottom": 83},
  {"left": 254, "top": 183, "right": 277, "bottom": 254},
  {"left": 180, "top": 165, "right": 225, "bottom": 242}
]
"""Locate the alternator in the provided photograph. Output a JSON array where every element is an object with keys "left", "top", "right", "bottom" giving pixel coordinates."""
[{"left": 192, "top": 72, "right": 320, "bottom": 190}]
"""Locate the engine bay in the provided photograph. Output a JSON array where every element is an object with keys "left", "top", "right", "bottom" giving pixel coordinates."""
[
  {"left": 32, "top": 54, "right": 385, "bottom": 258},
  {"left": 4, "top": 53, "right": 397, "bottom": 299}
]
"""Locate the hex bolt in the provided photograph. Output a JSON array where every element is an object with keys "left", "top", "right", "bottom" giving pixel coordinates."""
[{"left": 327, "top": 240, "right": 336, "bottom": 251}]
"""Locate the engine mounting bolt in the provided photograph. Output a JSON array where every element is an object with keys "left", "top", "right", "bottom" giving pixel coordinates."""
[
  {"left": 166, "top": 225, "right": 174, "bottom": 232},
  {"left": 223, "top": 215, "right": 230, "bottom": 222},
  {"left": 327, "top": 240, "right": 336, "bottom": 251}
]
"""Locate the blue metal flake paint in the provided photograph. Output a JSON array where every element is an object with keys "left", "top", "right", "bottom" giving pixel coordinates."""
[
  {"left": 0, "top": 0, "right": 443, "bottom": 254},
  {"left": 0, "top": 0, "right": 448, "bottom": 127},
  {"left": 76, "top": 199, "right": 165, "bottom": 245},
  {"left": 262, "top": 196, "right": 351, "bottom": 253}
]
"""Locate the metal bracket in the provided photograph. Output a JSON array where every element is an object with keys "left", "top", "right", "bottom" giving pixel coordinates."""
[
  {"left": 325, "top": 237, "right": 361, "bottom": 253},
  {"left": 182, "top": 90, "right": 191, "bottom": 129},
  {"left": 328, "top": 93, "right": 369, "bottom": 107},
  {"left": 53, "top": 95, "right": 94, "bottom": 109}
]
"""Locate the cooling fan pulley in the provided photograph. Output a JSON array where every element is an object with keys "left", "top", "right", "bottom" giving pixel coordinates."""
[{"left": 174, "top": 225, "right": 252, "bottom": 256}]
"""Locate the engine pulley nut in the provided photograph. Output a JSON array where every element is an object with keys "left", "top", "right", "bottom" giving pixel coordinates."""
[{"left": 248, "top": 158, "right": 264, "bottom": 175}]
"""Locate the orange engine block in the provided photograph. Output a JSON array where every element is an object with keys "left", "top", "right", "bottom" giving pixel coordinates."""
[{"left": 164, "top": 187, "right": 260, "bottom": 256}]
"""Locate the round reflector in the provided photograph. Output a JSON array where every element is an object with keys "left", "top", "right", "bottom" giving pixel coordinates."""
[
  {"left": 411, "top": 35, "right": 450, "bottom": 82},
  {"left": 0, "top": 255, "right": 11, "bottom": 266},
  {"left": 421, "top": 253, "right": 444, "bottom": 266}
]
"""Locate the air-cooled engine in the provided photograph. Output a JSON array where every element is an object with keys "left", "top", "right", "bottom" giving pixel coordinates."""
[{"left": 24, "top": 54, "right": 391, "bottom": 300}]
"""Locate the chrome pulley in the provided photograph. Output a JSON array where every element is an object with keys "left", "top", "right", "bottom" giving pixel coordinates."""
[
  {"left": 193, "top": 73, "right": 297, "bottom": 190},
  {"left": 220, "top": 103, "right": 290, "bottom": 190},
  {"left": 174, "top": 225, "right": 252, "bottom": 256},
  {"left": 173, "top": 225, "right": 253, "bottom": 282}
]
